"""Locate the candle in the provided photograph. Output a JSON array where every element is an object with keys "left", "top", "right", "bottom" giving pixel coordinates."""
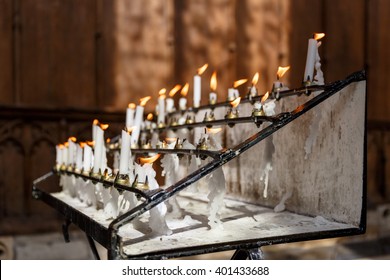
[
  {"left": 303, "top": 33, "right": 325, "bottom": 83},
  {"left": 167, "top": 84, "right": 181, "bottom": 113},
  {"left": 75, "top": 143, "right": 83, "bottom": 171},
  {"left": 67, "top": 137, "right": 77, "bottom": 166},
  {"left": 92, "top": 119, "right": 99, "bottom": 143},
  {"left": 193, "top": 63, "right": 208, "bottom": 108},
  {"left": 131, "top": 96, "right": 151, "bottom": 147},
  {"left": 82, "top": 143, "right": 93, "bottom": 172},
  {"left": 56, "top": 144, "right": 63, "bottom": 166},
  {"left": 157, "top": 88, "right": 166, "bottom": 125},
  {"left": 209, "top": 71, "right": 217, "bottom": 104},
  {"left": 261, "top": 92, "right": 276, "bottom": 116},
  {"left": 62, "top": 142, "right": 68, "bottom": 166},
  {"left": 179, "top": 83, "right": 189, "bottom": 110},
  {"left": 92, "top": 126, "right": 104, "bottom": 174},
  {"left": 228, "top": 79, "right": 247, "bottom": 101},
  {"left": 126, "top": 103, "right": 136, "bottom": 130},
  {"left": 273, "top": 66, "right": 290, "bottom": 90},
  {"left": 119, "top": 129, "right": 131, "bottom": 175},
  {"left": 249, "top": 72, "right": 259, "bottom": 97}
]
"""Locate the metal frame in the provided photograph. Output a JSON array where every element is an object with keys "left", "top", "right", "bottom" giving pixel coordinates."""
[{"left": 32, "top": 70, "right": 367, "bottom": 260}]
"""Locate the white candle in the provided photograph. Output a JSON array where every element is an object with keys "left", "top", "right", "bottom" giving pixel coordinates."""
[
  {"left": 227, "top": 88, "right": 236, "bottom": 101},
  {"left": 82, "top": 144, "right": 92, "bottom": 172},
  {"left": 131, "top": 105, "right": 144, "bottom": 147},
  {"left": 92, "top": 119, "right": 99, "bottom": 143},
  {"left": 166, "top": 98, "right": 174, "bottom": 113},
  {"left": 67, "top": 137, "right": 77, "bottom": 166},
  {"left": 126, "top": 103, "right": 135, "bottom": 130},
  {"left": 56, "top": 145, "right": 63, "bottom": 166},
  {"left": 93, "top": 126, "right": 104, "bottom": 173},
  {"left": 209, "top": 92, "right": 217, "bottom": 104},
  {"left": 119, "top": 130, "right": 131, "bottom": 175},
  {"left": 62, "top": 145, "right": 68, "bottom": 165},
  {"left": 75, "top": 144, "right": 83, "bottom": 170},
  {"left": 193, "top": 74, "right": 201, "bottom": 108},
  {"left": 157, "top": 89, "right": 166, "bottom": 124},
  {"left": 303, "top": 38, "right": 317, "bottom": 82},
  {"left": 179, "top": 97, "right": 187, "bottom": 110}
]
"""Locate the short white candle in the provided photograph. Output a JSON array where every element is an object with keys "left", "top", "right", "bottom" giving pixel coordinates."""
[
  {"left": 119, "top": 130, "right": 131, "bottom": 175},
  {"left": 179, "top": 82, "right": 189, "bottom": 110},
  {"left": 166, "top": 98, "right": 174, "bottom": 113},
  {"left": 75, "top": 144, "right": 83, "bottom": 170},
  {"left": 209, "top": 92, "right": 217, "bottom": 104}
]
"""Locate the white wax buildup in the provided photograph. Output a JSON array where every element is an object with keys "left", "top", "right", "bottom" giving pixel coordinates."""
[{"left": 119, "top": 130, "right": 131, "bottom": 175}]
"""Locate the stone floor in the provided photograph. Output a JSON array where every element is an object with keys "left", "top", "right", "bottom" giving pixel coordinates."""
[{"left": 1, "top": 204, "right": 390, "bottom": 260}]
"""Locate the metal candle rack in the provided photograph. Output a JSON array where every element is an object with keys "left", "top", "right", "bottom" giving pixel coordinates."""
[{"left": 32, "top": 70, "right": 366, "bottom": 260}]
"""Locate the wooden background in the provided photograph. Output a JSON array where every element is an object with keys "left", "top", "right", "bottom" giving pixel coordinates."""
[{"left": 0, "top": 0, "right": 389, "bottom": 235}]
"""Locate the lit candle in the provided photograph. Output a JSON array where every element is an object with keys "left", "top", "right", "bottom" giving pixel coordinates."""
[
  {"left": 262, "top": 92, "right": 276, "bottom": 116},
  {"left": 249, "top": 72, "right": 259, "bottom": 97},
  {"left": 228, "top": 79, "right": 247, "bottom": 101},
  {"left": 92, "top": 119, "right": 99, "bottom": 143},
  {"left": 75, "top": 142, "right": 84, "bottom": 171},
  {"left": 92, "top": 126, "right": 104, "bottom": 174},
  {"left": 157, "top": 88, "right": 166, "bottom": 125},
  {"left": 209, "top": 71, "right": 217, "bottom": 104},
  {"left": 62, "top": 142, "right": 68, "bottom": 166},
  {"left": 179, "top": 83, "right": 189, "bottom": 110},
  {"left": 126, "top": 103, "right": 136, "bottom": 131},
  {"left": 193, "top": 63, "right": 208, "bottom": 108},
  {"left": 119, "top": 129, "right": 131, "bottom": 175},
  {"left": 167, "top": 84, "right": 181, "bottom": 113},
  {"left": 303, "top": 33, "right": 325, "bottom": 83},
  {"left": 56, "top": 144, "right": 64, "bottom": 167},
  {"left": 273, "top": 66, "right": 290, "bottom": 90},
  {"left": 131, "top": 96, "right": 151, "bottom": 147},
  {"left": 82, "top": 142, "right": 93, "bottom": 172},
  {"left": 67, "top": 137, "right": 77, "bottom": 166}
]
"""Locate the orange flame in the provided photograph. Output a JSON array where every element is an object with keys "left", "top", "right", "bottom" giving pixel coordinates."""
[
  {"left": 233, "top": 79, "right": 248, "bottom": 88},
  {"left": 277, "top": 66, "right": 290, "bottom": 79},
  {"left": 165, "top": 137, "right": 177, "bottom": 144},
  {"left": 261, "top": 91, "right": 270, "bottom": 104},
  {"left": 252, "top": 72, "right": 259, "bottom": 86},
  {"left": 128, "top": 103, "right": 136, "bottom": 109},
  {"left": 158, "top": 88, "right": 167, "bottom": 97},
  {"left": 68, "top": 136, "right": 77, "bottom": 142},
  {"left": 197, "top": 63, "right": 208, "bottom": 75},
  {"left": 100, "top": 123, "right": 109, "bottom": 130},
  {"left": 79, "top": 142, "right": 86, "bottom": 148},
  {"left": 146, "top": 113, "right": 154, "bottom": 121},
  {"left": 230, "top": 97, "right": 241, "bottom": 108},
  {"left": 181, "top": 83, "right": 189, "bottom": 97},
  {"left": 210, "top": 71, "right": 217, "bottom": 91},
  {"left": 207, "top": 127, "right": 222, "bottom": 134},
  {"left": 86, "top": 140, "right": 95, "bottom": 147},
  {"left": 106, "top": 138, "right": 111, "bottom": 143},
  {"left": 64, "top": 142, "right": 69, "bottom": 147},
  {"left": 140, "top": 96, "right": 152, "bottom": 106},
  {"left": 58, "top": 143, "right": 65, "bottom": 149},
  {"left": 314, "top": 33, "right": 325, "bottom": 40},
  {"left": 93, "top": 119, "right": 99, "bottom": 126},
  {"left": 139, "top": 154, "right": 161, "bottom": 165},
  {"left": 169, "top": 84, "right": 182, "bottom": 97}
]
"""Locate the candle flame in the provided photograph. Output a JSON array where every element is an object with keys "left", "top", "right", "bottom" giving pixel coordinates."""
[
  {"left": 79, "top": 142, "right": 86, "bottom": 148},
  {"left": 261, "top": 91, "right": 270, "bottom": 104},
  {"left": 86, "top": 140, "right": 95, "bottom": 147},
  {"left": 233, "top": 79, "right": 248, "bottom": 88},
  {"left": 106, "top": 138, "right": 111, "bottom": 143},
  {"left": 100, "top": 123, "right": 109, "bottom": 130},
  {"left": 128, "top": 103, "right": 136, "bottom": 109},
  {"left": 140, "top": 96, "right": 152, "bottom": 106},
  {"left": 165, "top": 137, "right": 177, "bottom": 144},
  {"left": 68, "top": 136, "right": 77, "bottom": 142},
  {"left": 206, "top": 127, "right": 222, "bottom": 134},
  {"left": 93, "top": 119, "right": 99, "bottom": 126},
  {"left": 197, "top": 63, "right": 208, "bottom": 75},
  {"left": 230, "top": 97, "right": 241, "bottom": 108},
  {"left": 210, "top": 71, "right": 217, "bottom": 91},
  {"left": 158, "top": 88, "right": 167, "bottom": 96},
  {"left": 251, "top": 72, "right": 259, "bottom": 86},
  {"left": 58, "top": 144, "right": 64, "bottom": 149},
  {"left": 181, "top": 83, "right": 189, "bottom": 97},
  {"left": 314, "top": 33, "right": 325, "bottom": 41},
  {"left": 146, "top": 113, "right": 154, "bottom": 121},
  {"left": 169, "top": 84, "right": 182, "bottom": 97},
  {"left": 64, "top": 142, "right": 69, "bottom": 147},
  {"left": 139, "top": 154, "right": 161, "bottom": 165},
  {"left": 277, "top": 66, "right": 290, "bottom": 79}
]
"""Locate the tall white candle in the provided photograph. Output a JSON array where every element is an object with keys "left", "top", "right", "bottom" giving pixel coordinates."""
[
  {"left": 82, "top": 144, "right": 92, "bottom": 172},
  {"left": 131, "top": 105, "right": 144, "bottom": 147},
  {"left": 67, "top": 137, "right": 77, "bottom": 166},
  {"left": 126, "top": 103, "right": 136, "bottom": 130},
  {"left": 93, "top": 126, "right": 104, "bottom": 173},
  {"left": 75, "top": 144, "right": 83, "bottom": 171},
  {"left": 92, "top": 119, "right": 99, "bottom": 143},
  {"left": 157, "top": 89, "right": 166, "bottom": 125},
  {"left": 56, "top": 144, "right": 63, "bottom": 166},
  {"left": 119, "top": 130, "right": 131, "bottom": 175},
  {"left": 303, "top": 38, "right": 317, "bottom": 82},
  {"left": 193, "top": 74, "right": 201, "bottom": 108}
]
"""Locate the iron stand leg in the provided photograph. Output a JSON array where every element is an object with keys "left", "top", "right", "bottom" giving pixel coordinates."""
[
  {"left": 86, "top": 234, "right": 101, "bottom": 260},
  {"left": 231, "top": 247, "right": 264, "bottom": 260}
]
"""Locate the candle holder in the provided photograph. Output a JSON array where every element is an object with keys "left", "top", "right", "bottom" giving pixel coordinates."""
[
  {"left": 170, "top": 117, "right": 178, "bottom": 127},
  {"left": 225, "top": 108, "right": 239, "bottom": 119},
  {"left": 82, "top": 168, "right": 91, "bottom": 177},
  {"left": 141, "top": 140, "right": 152, "bottom": 149},
  {"left": 131, "top": 174, "right": 149, "bottom": 191},
  {"left": 203, "top": 111, "right": 215, "bottom": 123},
  {"left": 90, "top": 170, "right": 102, "bottom": 184},
  {"left": 115, "top": 173, "right": 130, "bottom": 186},
  {"left": 157, "top": 121, "right": 166, "bottom": 129},
  {"left": 252, "top": 107, "right": 266, "bottom": 117},
  {"left": 246, "top": 86, "right": 258, "bottom": 103}
]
